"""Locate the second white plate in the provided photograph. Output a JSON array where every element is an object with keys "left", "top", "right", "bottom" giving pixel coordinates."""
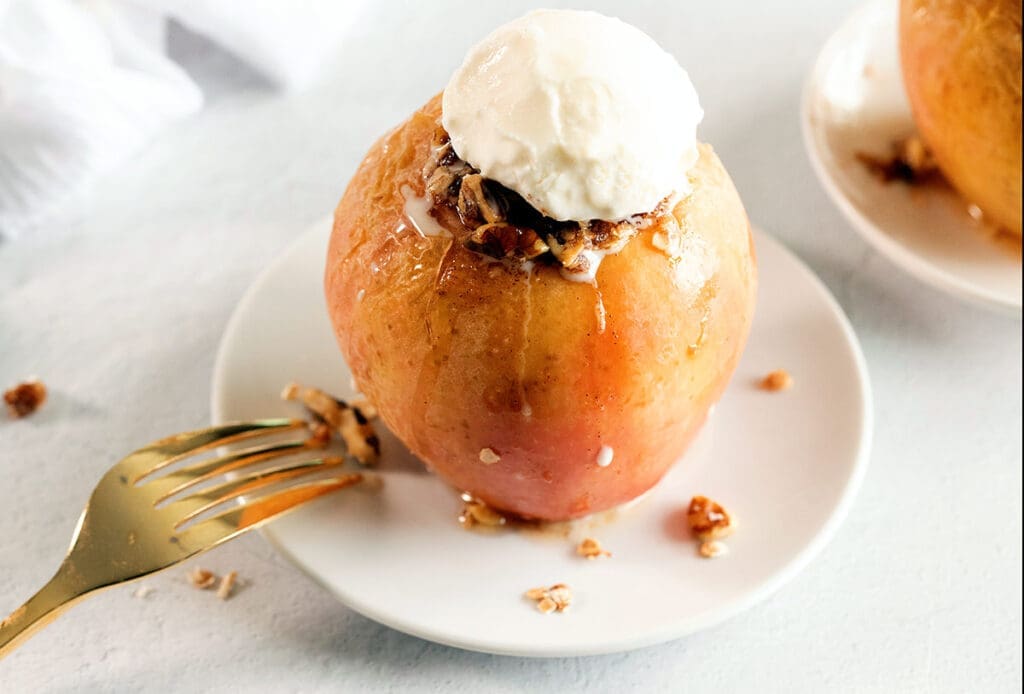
[
  {"left": 802, "top": 0, "right": 1022, "bottom": 315},
  {"left": 211, "top": 218, "right": 872, "bottom": 657}
]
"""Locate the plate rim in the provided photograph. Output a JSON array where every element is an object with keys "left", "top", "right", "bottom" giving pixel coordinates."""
[
  {"left": 210, "top": 218, "right": 874, "bottom": 657},
  {"left": 800, "top": 0, "right": 1022, "bottom": 317}
]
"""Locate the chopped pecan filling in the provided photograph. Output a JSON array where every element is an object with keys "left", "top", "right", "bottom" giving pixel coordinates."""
[
  {"left": 457, "top": 174, "right": 507, "bottom": 226},
  {"left": 281, "top": 382, "right": 380, "bottom": 466},
  {"left": 466, "top": 223, "right": 550, "bottom": 260},
  {"left": 423, "top": 126, "right": 665, "bottom": 275}
]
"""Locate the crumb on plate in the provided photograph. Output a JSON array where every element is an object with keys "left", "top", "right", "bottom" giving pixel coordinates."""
[
  {"left": 459, "top": 497, "right": 506, "bottom": 528},
  {"left": 687, "top": 495, "right": 735, "bottom": 541},
  {"left": 698, "top": 540, "right": 729, "bottom": 559},
  {"left": 760, "top": 369, "right": 793, "bottom": 391},
  {"left": 525, "top": 583, "right": 572, "bottom": 613},
  {"left": 856, "top": 135, "right": 938, "bottom": 184},
  {"left": 576, "top": 537, "right": 611, "bottom": 560}
]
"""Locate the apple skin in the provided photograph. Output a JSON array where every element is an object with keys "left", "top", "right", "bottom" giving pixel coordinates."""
[
  {"left": 325, "top": 95, "right": 756, "bottom": 520},
  {"left": 900, "top": 0, "right": 1022, "bottom": 235}
]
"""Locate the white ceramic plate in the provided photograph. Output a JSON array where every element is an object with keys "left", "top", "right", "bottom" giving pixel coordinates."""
[
  {"left": 802, "top": 0, "right": 1022, "bottom": 315},
  {"left": 211, "top": 218, "right": 872, "bottom": 657}
]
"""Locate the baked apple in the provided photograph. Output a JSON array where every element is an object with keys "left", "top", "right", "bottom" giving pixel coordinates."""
[
  {"left": 900, "top": 0, "right": 1023, "bottom": 235},
  {"left": 324, "top": 11, "right": 757, "bottom": 520}
]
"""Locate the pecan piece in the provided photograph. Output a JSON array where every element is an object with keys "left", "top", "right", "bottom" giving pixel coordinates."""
[
  {"left": 587, "top": 219, "right": 617, "bottom": 247},
  {"left": 339, "top": 406, "right": 380, "bottom": 466},
  {"left": 217, "top": 571, "right": 238, "bottom": 600},
  {"left": 465, "top": 223, "right": 550, "bottom": 260},
  {"left": 459, "top": 498, "right": 506, "bottom": 528},
  {"left": 545, "top": 229, "right": 587, "bottom": 268},
  {"left": 425, "top": 165, "right": 460, "bottom": 203},
  {"left": 524, "top": 583, "right": 573, "bottom": 613},
  {"left": 457, "top": 174, "right": 506, "bottom": 227},
  {"left": 855, "top": 135, "right": 938, "bottom": 184},
  {"left": 281, "top": 382, "right": 380, "bottom": 465},
  {"left": 687, "top": 495, "right": 735, "bottom": 541},
  {"left": 760, "top": 369, "right": 793, "bottom": 391},
  {"left": 423, "top": 126, "right": 473, "bottom": 202},
  {"left": 4, "top": 379, "right": 47, "bottom": 418}
]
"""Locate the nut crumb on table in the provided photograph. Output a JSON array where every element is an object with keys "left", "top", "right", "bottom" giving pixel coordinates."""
[
  {"left": 187, "top": 567, "right": 241, "bottom": 598},
  {"left": 187, "top": 567, "right": 218, "bottom": 590},
  {"left": 4, "top": 379, "right": 47, "bottom": 418},
  {"left": 760, "top": 369, "right": 793, "bottom": 391},
  {"left": 217, "top": 571, "right": 238, "bottom": 600}
]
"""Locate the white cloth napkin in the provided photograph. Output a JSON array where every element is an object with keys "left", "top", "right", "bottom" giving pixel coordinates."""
[{"left": 0, "top": 0, "right": 360, "bottom": 239}]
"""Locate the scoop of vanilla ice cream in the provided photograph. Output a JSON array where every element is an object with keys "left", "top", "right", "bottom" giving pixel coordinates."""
[{"left": 441, "top": 9, "right": 703, "bottom": 222}]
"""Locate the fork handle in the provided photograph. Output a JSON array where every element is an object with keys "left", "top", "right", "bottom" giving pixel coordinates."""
[{"left": 0, "top": 567, "right": 87, "bottom": 660}]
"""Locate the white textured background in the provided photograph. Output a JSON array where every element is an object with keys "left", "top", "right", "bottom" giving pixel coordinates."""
[{"left": 1, "top": 1, "right": 1021, "bottom": 691}]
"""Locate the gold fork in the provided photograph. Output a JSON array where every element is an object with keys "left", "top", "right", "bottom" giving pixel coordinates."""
[{"left": 0, "top": 418, "right": 363, "bottom": 659}]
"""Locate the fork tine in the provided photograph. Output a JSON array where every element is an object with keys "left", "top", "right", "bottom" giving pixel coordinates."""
[
  {"left": 169, "top": 458, "right": 348, "bottom": 529},
  {"left": 148, "top": 439, "right": 312, "bottom": 502},
  {"left": 119, "top": 419, "right": 305, "bottom": 483},
  {"left": 176, "top": 473, "right": 364, "bottom": 547}
]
